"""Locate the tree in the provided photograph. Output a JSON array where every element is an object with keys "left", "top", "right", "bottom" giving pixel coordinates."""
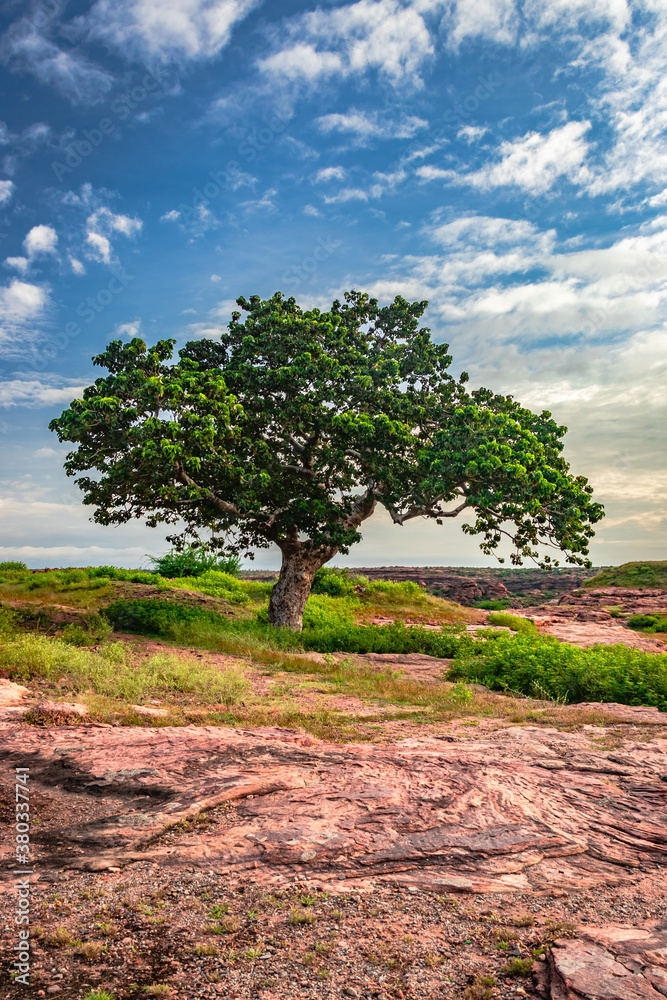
[{"left": 49, "top": 291, "right": 604, "bottom": 630}]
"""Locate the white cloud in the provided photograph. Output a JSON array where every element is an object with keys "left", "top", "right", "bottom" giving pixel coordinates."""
[
  {"left": 0, "top": 179, "right": 14, "bottom": 204},
  {"left": 239, "top": 188, "right": 278, "bottom": 213},
  {"left": 0, "top": 24, "right": 114, "bottom": 105},
  {"left": 85, "top": 206, "right": 142, "bottom": 263},
  {"left": 160, "top": 209, "right": 181, "bottom": 222},
  {"left": 114, "top": 319, "right": 142, "bottom": 338},
  {"left": 79, "top": 0, "right": 259, "bottom": 64},
  {"left": 258, "top": 0, "right": 436, "bottom": 86},
  {"left": 443, "top": 0, "right": 518, "bottom": 50},
  {"left": 0, "top": 379, "right": 82, "bottom": 408},
  {"left": 315, "top": 166, "right": 347, "bottom": 182},
  {"left": 458, "top": 125, "right": 487, "bottom": 142},
  {"left": 24, "top": 225, "right": 58, "bottom": 257},
  {"left": 316, "top": 110, "right": 427, "bottom": 140},
  {"left": 86, "top": 232, "right": 112, "bottom": 263},
  {"left": 304, "top": 204, "right": 322, "bottom": 217},
  {"left": 87, "top": 207, "right": 143, "bottom": 238},
  {"left": 418, "top": 121, "right": 592, "bottom": 195},
  {"left": 4, "top": 257, "right": 29, "bottom": 274},
  {"left": 0, "top": 280, "right": 49, "bottom": 325},
  {"left": 70, "top": 257, "right": 86, "bottom": 275}
]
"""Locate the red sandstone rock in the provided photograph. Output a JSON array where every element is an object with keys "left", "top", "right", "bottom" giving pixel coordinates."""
[
  {"left": 538, "top": 924, "right": 667, "bottom": 999},
  {"left": 2, "top": 722, "right": 667, "bottom": 895}
]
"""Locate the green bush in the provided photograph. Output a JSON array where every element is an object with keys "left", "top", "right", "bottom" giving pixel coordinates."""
[
  {"left": 104, "top": 599, "right": 225, "bottom": 636},
  {"left": 148, "top": 545, "right": 241, "bottom": 579},
  {"left": 0, "top": 606, "right": 19, "bottom": 634},
  {"left": 486, "top": 612, "right": 537, "bottom": 635},
  {"left": 61, "top": 613, "right": 113, "bottom": 646},
  {"left": 311, "top": 567, "right": 357, "bottom": 597},
  {"left": 628, "top": 614, "right": 659, "bottom": 630},
  {"left": 0, "top": 560, "right": 28, "bottom": 572},
  {"left": 450, "top": 632, "right": 667, "bottom": 709}
]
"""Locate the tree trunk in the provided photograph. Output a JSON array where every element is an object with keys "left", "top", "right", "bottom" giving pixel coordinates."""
[{"left": 268, "top": 542, "right": 336, "bottom": 630}]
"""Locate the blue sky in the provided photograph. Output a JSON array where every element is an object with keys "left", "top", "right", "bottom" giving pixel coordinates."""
[{"left": 1, "top": 0, "right": 666, "bottom": 569}]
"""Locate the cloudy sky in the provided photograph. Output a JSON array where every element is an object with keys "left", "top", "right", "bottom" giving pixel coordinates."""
[{"left": 1, "top": 0, "right": 666, "bottom": 570}]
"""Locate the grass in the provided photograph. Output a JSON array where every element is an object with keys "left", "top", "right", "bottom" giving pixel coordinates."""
[
  {"left": 4, "top": 562, "right": 667, "bottom": 732},
  {"left": 0, "top": 634, "right": 250, "bottom": 707},
  {"left": 585, "top": 561, "right": 667, "bottom": 590}
]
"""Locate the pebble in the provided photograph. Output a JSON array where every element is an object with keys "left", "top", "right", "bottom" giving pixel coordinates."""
[
  {"left": 46, "top": 988, "right": 62, "bottom": 995},
  {"left": 344, "top": 989, "right": 360, "bottom": 997}
]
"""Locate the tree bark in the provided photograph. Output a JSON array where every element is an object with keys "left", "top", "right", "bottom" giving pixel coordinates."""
[{"left": 268, "top": 541, "right": 337, "bottom": 630}]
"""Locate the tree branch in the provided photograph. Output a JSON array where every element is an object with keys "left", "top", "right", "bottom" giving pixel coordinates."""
[
  {"left": 173, "top": 461, "right": 240, "bottom": 518},
  {"left": 388, "top": 499, "right": 469, "bottom": 525}
]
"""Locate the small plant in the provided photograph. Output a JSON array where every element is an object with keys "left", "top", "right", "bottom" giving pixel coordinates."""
[
  {"left": 195, "top": 942, "right": 218, "bottom": 956},
  {"left": 142, "top": 986, "right": 170, "bottom": 997},
  {"left": 290, "top": 908, "right": 316, "bottom": 925},
  {"left": 45, "top": 926, "right": 77, "bottom": 947},
  {"left": 204, "top": 916, "right": 240, "bottom": 934},
  {"left": 79, "top": 941, "right": 106, "bottom": 959},
  {"left": 464, "top": 974, "right": 497, "bottom": 1000},
  {"left": 503, "top": 957, "right": 533, "bottom": 975},
  {"left": 96, "top": 921, "right": 119, "bottom": 937},
  {"left": 83, "top": 991, "right": 115, "bottom": 1000},
  {"left": 512, "top": 914, "right": 535, "bottom": 928}
]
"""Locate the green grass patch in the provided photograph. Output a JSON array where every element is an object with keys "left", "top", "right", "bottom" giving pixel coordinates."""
[
  {"left": 451, "top": 631, "right": 667, "bottom": 709},
  {"left": 0, "top": 634, "right": 249, "bottom": 706},
  {"left": 585, "top": 561, "right": 667, "bottom": 589}
]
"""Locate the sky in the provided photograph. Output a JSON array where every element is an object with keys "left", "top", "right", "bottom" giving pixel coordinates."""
[{"left": 0, "top": 0, "right": 666, "bottom": 570}]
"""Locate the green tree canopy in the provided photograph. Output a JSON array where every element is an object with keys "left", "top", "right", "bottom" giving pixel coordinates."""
[{"left": 50, "top": 291, "right": 604, "bottom": 628}]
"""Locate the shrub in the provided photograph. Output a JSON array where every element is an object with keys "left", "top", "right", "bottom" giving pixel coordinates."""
[
  {"left": 104, "top": 598, "right": 224, "bottom": 636},
  {"left": 0, "top": 560, "right": 28, "bottom": 572},
  {"left": 502, "top": 957, "right": 533, "bottom": 975},
  {"left": 628, "top": 614, "right": 659, "bottom": 630},
  {"left": 149, "top": 544, "right": 241, "bottom": 578},
  {"left": 486, "top": 612, "right": 537, "bottom": 635},
  {"left": 312, "top": 567, "right": 357, "bottom": 597},
  {"left": 0, "top": 605, "right": 19, "bottom": 634},
  {"left": 62, "top": 613, "right": 113, "bottom": 646},
  {"left": 474, "top": 599, "right": 513, "bottom": 610},
  {"left": 451, "top": 632, "right": 667, "bottom": 709}
]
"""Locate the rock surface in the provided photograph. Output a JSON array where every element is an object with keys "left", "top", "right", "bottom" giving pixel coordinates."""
[
  {"left": 2, "top": 721, "right": 667, "bottom": 894},
  {"left": 0, "top": 677, "right": 30, "bottom": 706},
  {"left": 536, "top": 924, "right": 667, "bottom": 999}
]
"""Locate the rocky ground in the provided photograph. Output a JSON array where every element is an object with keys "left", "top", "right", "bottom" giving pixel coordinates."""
[
  {"left": 2, "top": 707, "right": 667, "bottom": 999},
  {"left": 2, "top": 582, "right": 667, "bottom": 1000}
]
